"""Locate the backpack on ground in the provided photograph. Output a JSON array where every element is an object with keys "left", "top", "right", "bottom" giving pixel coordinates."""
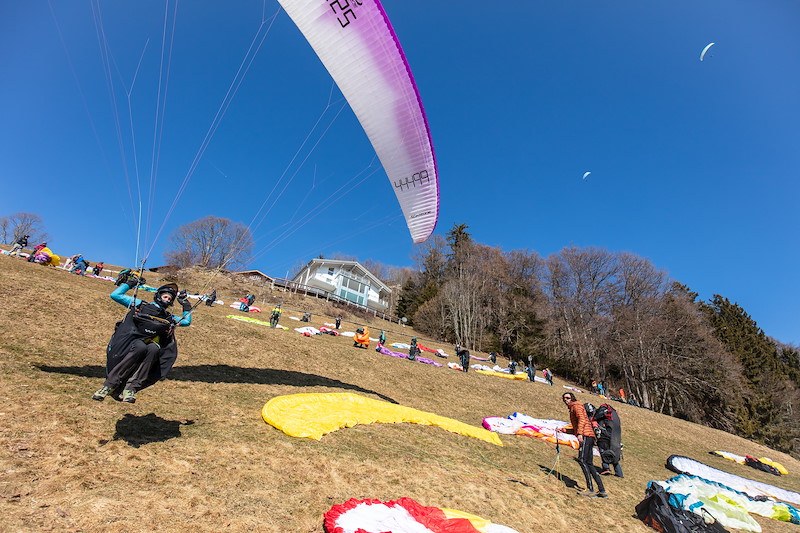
[{"left": 635, "top": 483, "right": 728, "bottom": 533}]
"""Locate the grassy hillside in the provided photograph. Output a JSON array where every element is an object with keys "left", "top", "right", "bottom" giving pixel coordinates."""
[{"left": 2, "top": 254, "right": 800, "bottom": 532}]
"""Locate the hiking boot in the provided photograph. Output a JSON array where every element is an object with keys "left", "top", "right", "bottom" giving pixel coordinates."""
[
  {"left": 577, "top": 490, "right": 596, "bottom": 498},
  {"left": 121, "top": 390, "right": 137, "bottom": 404},
  {"left": 596, "top": 491, "right": 608, "bottom": 498},
  {"left": 92, "top": 386, "right": 111, "bottom": 401}
]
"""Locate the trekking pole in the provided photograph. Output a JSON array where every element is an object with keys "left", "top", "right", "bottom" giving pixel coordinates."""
[{"left": 547, "top": 428, "right": 562, "bottom": 482}]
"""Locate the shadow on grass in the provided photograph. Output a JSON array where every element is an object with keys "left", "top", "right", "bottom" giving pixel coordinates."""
[
  {"left": 99, "top": 413, "right": 195, "bottom": 448},
  {"left": 37, "top": 364, "right": 397, "bottom": 403},
  {"left": 537, "top": 464, "right": 580, "bottom": 489}
]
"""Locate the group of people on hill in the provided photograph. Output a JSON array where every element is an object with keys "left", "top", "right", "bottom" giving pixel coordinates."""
[
  {"left": 8, "top": 237, "right": 109, "bottom": 277},
  {"left": 10, "top": 238, "right": 55, "bottom": 265},
  {"left": 65, "top": 254, "right": 103, "bottom": 276},
  {"left": 8, "top": 235, "right": 49, "bottom": 263},
  {"left": 491, "top": 353, "right": 553, "bottom": 386},
  {"left": 239, "top": 293, "right": 257, "bottom": 312},
  {"left": 591, "top": 379, "right": 640, "bottom": 406}
]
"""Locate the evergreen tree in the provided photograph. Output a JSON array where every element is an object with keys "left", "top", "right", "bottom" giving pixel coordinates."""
[{"left": 701, "top": 295, "right": 799, "bottom": 451}]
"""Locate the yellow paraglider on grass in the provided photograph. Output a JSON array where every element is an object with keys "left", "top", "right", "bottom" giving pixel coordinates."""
[{"left": 262, "top": 392, "right": 502, "bottom": 446}]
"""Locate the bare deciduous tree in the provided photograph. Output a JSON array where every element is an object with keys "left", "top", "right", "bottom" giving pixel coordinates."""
[
  {"left": 543, "top": 247, "right": 617, "bottom": 381},
  {"left": 0, "top": 212, "right": 48, "bottom": 244},
  {"left": 164, "top": 216, "right": 253, "bottom": 270}
]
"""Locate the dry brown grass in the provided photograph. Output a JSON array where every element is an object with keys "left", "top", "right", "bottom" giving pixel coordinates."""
[{"left": 2, "top": 254, "right": 800, "bottom": 532}]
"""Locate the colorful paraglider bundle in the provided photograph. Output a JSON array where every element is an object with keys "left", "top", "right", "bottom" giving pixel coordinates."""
[
  {"left": 635, "top": 483, "right": 728, "bottom": 533},
  {"left": 353, "top": 327, "right": 370, "bottom": 349}
]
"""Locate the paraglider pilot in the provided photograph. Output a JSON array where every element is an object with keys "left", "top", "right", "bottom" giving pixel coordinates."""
[
  {"left": 526, "top": 355, "right": 536, "bottom": 382},
  {"left": 9, "top": 234, "right": 29, "bottom": 256},
  {"left": 205, "top": 289, "right": 217, "bottom": 307},
  {"left": 270, "top": 303, "right": 282, "bottom": 328},
  {"left": 92, "top": 273, "right": 192, "bottom": 404},
  {"left": 409, "top": 337, "right": 419, "bottom": 360},
  {"left": 563, "top": 392, "right": 607, "bottom": 498},
  {"left": 456, "top": 345, "right": 470, "bottom": 372}
]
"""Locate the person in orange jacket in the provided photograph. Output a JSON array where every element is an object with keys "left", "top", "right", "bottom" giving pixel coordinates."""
[{"left": 563, "top": 392, "right": 607, "bottom": 498}]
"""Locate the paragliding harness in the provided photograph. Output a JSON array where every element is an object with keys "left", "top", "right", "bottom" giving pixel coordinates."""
[
  {"left": 593, "top": 403, "right": 614, "bottom": 422},
  {"left": 592, "top": 403, "right": 615, "bottom": 445},
  {"left": 635, "top": 482, "right": 727, "bottom": 533},
  {"left": 131, "top": 302, "right": 176, "bottom": 343},
  {"left": 124, "top": 263, "right": 175, "bottom": 344}
]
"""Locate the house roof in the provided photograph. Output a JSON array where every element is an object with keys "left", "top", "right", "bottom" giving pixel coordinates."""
[
  {"left": 234, "top": 269, "right": 274, "bottom": 281},
  {"left": 293, "top": 258, "right": 390, "bottom": 293}
]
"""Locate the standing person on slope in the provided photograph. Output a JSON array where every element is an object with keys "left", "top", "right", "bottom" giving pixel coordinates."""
[
  {"left": 269, "top": 303, "right": 282, "bottom": 328},
  {"left": 92, "top": 273, "right": 192, "bottom": 404},
  {"left": 9, "top": 234, "right": 29, "bottom": 256},
  {"left": 563, "top": 391, "right": 607, "bottom": 498}
]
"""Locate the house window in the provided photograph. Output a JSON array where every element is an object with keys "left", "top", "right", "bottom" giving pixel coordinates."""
[
  {"left": 344, "top": 277, "right": 366, "bottom": 294},
  {"left": 328, "top": 267, "right": 335, "bottom": 275}
]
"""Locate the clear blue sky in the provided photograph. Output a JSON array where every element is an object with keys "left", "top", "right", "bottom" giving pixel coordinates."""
[{"left": 2, "top": 1, "right": 798, "bottom": 344}]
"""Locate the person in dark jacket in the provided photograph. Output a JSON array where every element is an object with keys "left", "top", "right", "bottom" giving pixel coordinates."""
[
  {"left": 457, "top": 346, "right": 470, "bottom": 372},
  {"left": 205, "top": 289, "right": 217, "bottom": 307},
  {"left": 489, "top": 351, "right": 497, "bottom": 365},
  {"left": 526, "top": 355, "right": 536, "bottom": 382},
  {"left": 593, "top": 404, "right": 623, "bottom": 478},
  {"left": 335, "top": 315, "right": 342, "bottom": 329},
  {"left": 91, "top": 275, "right": 192, "bottom": 404},
  {"left": 9, "top": 235, "right": 29, "bottom": 256},
  {"left": 408, "top": 337, "right": 419, "bottom": 360}
]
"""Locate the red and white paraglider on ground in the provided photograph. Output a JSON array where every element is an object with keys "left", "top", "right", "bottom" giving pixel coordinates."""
[{"left": 323, "top": 497, "right": 520, "bottom": 533}]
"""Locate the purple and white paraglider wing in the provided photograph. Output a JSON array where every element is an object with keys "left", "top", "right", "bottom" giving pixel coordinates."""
[{"left": 277, "top": 0, "right": 439, "bottom": 243}]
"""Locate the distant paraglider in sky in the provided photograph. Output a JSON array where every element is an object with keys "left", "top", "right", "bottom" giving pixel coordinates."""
[
  {"left": 582, "top": 171, "right": 591, "bottom": 181},
  {"left": 700, "top": 42, "right": 715, "bottom": 62},
  {"left": 277, "top": 0, "right": 439, "bottom": 244}
]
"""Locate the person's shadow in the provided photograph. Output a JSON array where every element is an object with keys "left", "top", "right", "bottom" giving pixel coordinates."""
[
  {"left": 100, "top": 413, "right": 195, "bottom": 448},
  {"left": 37, "top": 364, "right": 397, "bottom": 403}
]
